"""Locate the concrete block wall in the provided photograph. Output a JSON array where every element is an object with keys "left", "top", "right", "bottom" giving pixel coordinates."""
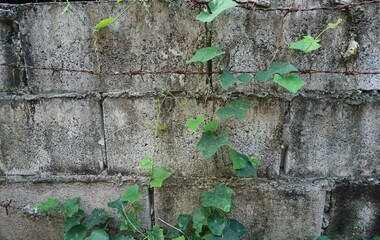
[{"left": 0, "top": 0, "right": 379, "bottom": 239}]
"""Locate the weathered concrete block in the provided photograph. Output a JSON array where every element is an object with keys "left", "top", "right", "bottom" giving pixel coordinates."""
[
  {"left": 287, "top": 96, "right": 380, "bottom": 177},
  {"left": 18, "top": 1, "right": 206, "bottom": 93},
  {"left": 104, "top": 96, "right": 286, "bottom": 178},
  {"left": 212, "top": 1, "right": 380, "bottom": 92},
  {"left": 326, "top": 183, "right": 380, "bottom": 239},
  {"left": 154, "top": 179, "right": 326, "bottom": 240},
  {"left": 0, "top": 97, "right": 103, "bottom": 175},
  {"left": 0, "top": 181, "right": 151, "bottom": 240}
]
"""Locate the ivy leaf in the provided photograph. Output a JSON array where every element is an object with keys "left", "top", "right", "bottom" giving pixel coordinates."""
[
  {"left": 203, "top": 120, "right": 218, "bottom": 133},
  {"left": 249, "top": 157, "right": 261, "bottom": 166},
  {"left": 236, "top": 74, "right": 252, "bottom": 85},
  {"left": 85, "top": 229, "right": 109, "bottom": 240},
  {"left": 216, "top": 99, "right": 251, "bottom": 121},
  {"left": 255, "top": 62, "right": 298, "bottom": 82},
  {"left": 273, "top": 74, "right": 306, "bottom": 93},
  {"left": 197, "top": 131, "right": 229, "bottom": 160},
  {"left": 196, "top": 0, "right": 237, "bottom": 23},
  {"left": 187, "top": 46, "right": 225, "bottom": 64},
  {"left": 236, "top": 161, "right": 257, "bottom": 178},
  {"left": 219, "top": 69, "right": 236, "bottom": 90},
  {"left": 192, "top": 206, "right": 212, "bottom": 235},
  {"left": 120, "top": 213, "right": 141, "bottom": 232},
  {"left": 176, "top": 214, "right": 192, "bottom": 232},
  {"left": 147, "top": 226, "right": 164, "bottom": 240},
  {"left": 64, "top": 224, "right": 88, "bottom": 240},
  {"left": 138, "top": 156, "right": 153, "bottom": 169},
  {"left": 107, "top": 199, "right": 124, "bottom": 217},
  {"left": 229, "top": 149, "right": 247, "bottom": 170},
  {"left": 120, "top": 184, "right": 142, "bottom": 203},
  {"left": 61, "top": 197, "right": 80, "bottom": 218},
  {"left": 202, "top": 184, "right": 234, "bottom": 212},
  {"left": 185, "top": 115, "right": 205, "bottom": 133},
  {"left": 86, "top": 208, "right": 107, "bottom": 229},
  {"left": 93, "top": 17, "right": 116, "bottom": 31},
  {"left": 35, "top": 198, "right": 60, "bottom": 213},
  {"left": 207, "top": 211, "right": 227, "bottom": 236},
  {"left": 111, "top": 235, "right": 135, "bottom": 240},
  {"left": 289, "top": 35, "right": 321, "bottom": 53},
  {"left": 173, "top": 237, "right": 185, "bottom": 240},
  {"left": 64, "top": 209, "right": 85, "bottom": 231},
  {"left": 150, "top": 167, "right": 171, "bottom": 188}
]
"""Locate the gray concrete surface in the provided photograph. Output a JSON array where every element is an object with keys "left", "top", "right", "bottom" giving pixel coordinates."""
[{"left": 0, "top": 0, "right": 379, "bottom": 239}]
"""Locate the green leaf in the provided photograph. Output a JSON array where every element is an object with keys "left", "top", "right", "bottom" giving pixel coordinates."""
[
  {"left": 203, "top": 120, "right": 218, "bottom": 133},
  {"left": 107, "top": 199, "right": 124, "bottom": 217},
  {"left": 196, "top": 0, "right": 237, "bottom": 23},
  {"left": 177, "top": 214, "right": 192, "bottom": 232},
  {"left": 61, "top": 197, "right": 80, "bottom": 218},
  {"left": 173, "top": 237, "right": 185, "bottom": 240},
  {"left": 157, "top": 123, "right": 167, "bottom": 131},
  {"left": 216, "top": 99, "right": 251, "bottom": 121},
  {"left": 236, "top": 74, "right": 252, "bottom": 85},
  {"left": 207, "top": 219, "right": 246, "bottom": 240},
  {"left": 93, "top": 17, "right": 116, "bottom": 31},
  {"left": 249, "top": 157, "right": 261, "bottom": 166},
  {"left": 202, "top": 184, "right": 234, "bottom": 212},
  {"left": 121, "top": 213, "right": 141, "bottom": 232},
  {"left": 35, "top": 198, "right": 59, "bottom": 213},
  {"left": 64, "top": 224, "right": 88, "bottom": 240},
  {"left": 116, "top": 0, "right": 123, "bottom": 2},
  {"left": 187, "top": 46, "right": 225, "bottom": 64},
  {"left": 219, "top": 69, "right": 252, "bottom": 89},
  {"left": 192, "top": 206, "right": 212, "bottom": 235},
  {"left": 327, "top": 18, "right": 343, "bottom": 29},
  {"left": 86, "top": 208, "right": 107, "bottom": 229},
  {"left": 316, "top": 237, "right": 331, "bottom": 240},
  {"left": 236, "top": 161, "right": 257, "bottom": 178},
  {"left": 185, "top": 115, "right": 205, "bottom": 133},
  {"left": 139, "top": 156, "right": 153, "bottom": 169},
  {"left": 206, "top": 212, "right": 227, "bottom": 236},
  {"left": 64, "top": 209, "right": 85, "bottom": 231},
  {"left": 150, "top": 167, "right": 171, "bottom": 188},
  {"left": 255, "top": 62, "right": 298, "bottom": 82},
  {"left": 110, "top": 234, "right": 135, "bottom": 240},
  {"left": 273, "top": 74, "right": 306, "bottom": 93},
  {"left": 229, "top": 149, "right": 247, "bottom": 170},
  {"left": 219, "top": 69, "right": 236, "bottom": 90},
  {"left": 147, "top": 226, "right": 164, "bottom": 240},
  {"left": 289, "top": 35, "right": 321, "bottom": 53},
  {"left": 197, "top": 131, "right": 229, "bottom": 160},
  {"left": 85, "top": 229, "right": 109, "bottom": 240},
  {"left": 120, "top": 184, "right": 142, "bottom": 203}
]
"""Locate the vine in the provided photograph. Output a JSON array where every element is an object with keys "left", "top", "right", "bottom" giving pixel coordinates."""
[{"left": 33, "top": 0, "right": 345, "bottom": 239}]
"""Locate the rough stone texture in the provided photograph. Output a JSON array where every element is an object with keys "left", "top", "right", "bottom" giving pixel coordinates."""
[
  {"left": 287, "top": 96, "right": 380, "bottom": 177},
  {"left": 17, "top": 1, "right": 206, "bottom": 93},
  {"left": 104, "top": 96, "right": 286, "bottom": 178},
  {"left": 0, "top": 181, "right": 151, "bottom": 240},
  {"left": 326, "top": 183, "right": 380, "bottom": 239},
  {"left": 0, "top": 97, "right": 103, "bottom": 175},
  {"left": 154, "top": 179, "right": 326, "bottom": 240},
  {"left": 212, "top": 2, "right": 380, "bottom": 92},
  {"left": 0, "top": 0, "right": 379, "bottom": 239}
]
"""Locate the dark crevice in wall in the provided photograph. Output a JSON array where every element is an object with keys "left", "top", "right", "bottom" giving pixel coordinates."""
[
  {"left": 279, "top": 100, "right": 291, "bottom": 175},
  {"left": 98, "top": 94, "right": 108, "bottom": 171},
  {"left": 321, "top": 191, "right": 333, "bottom": 236},
  {"left": 148, "top": 187, "right": 155, "bottom": 228},
  {"left": 205, "top": 22, "right": 213, "bottom": 91}
]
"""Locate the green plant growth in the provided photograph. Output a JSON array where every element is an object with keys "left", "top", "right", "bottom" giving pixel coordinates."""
[
  {"left": 34, "top": 0, "right": 344, "bottom": 239},
  {"left": 35, "top": 184, "right": 245, "bottom": 240}
]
